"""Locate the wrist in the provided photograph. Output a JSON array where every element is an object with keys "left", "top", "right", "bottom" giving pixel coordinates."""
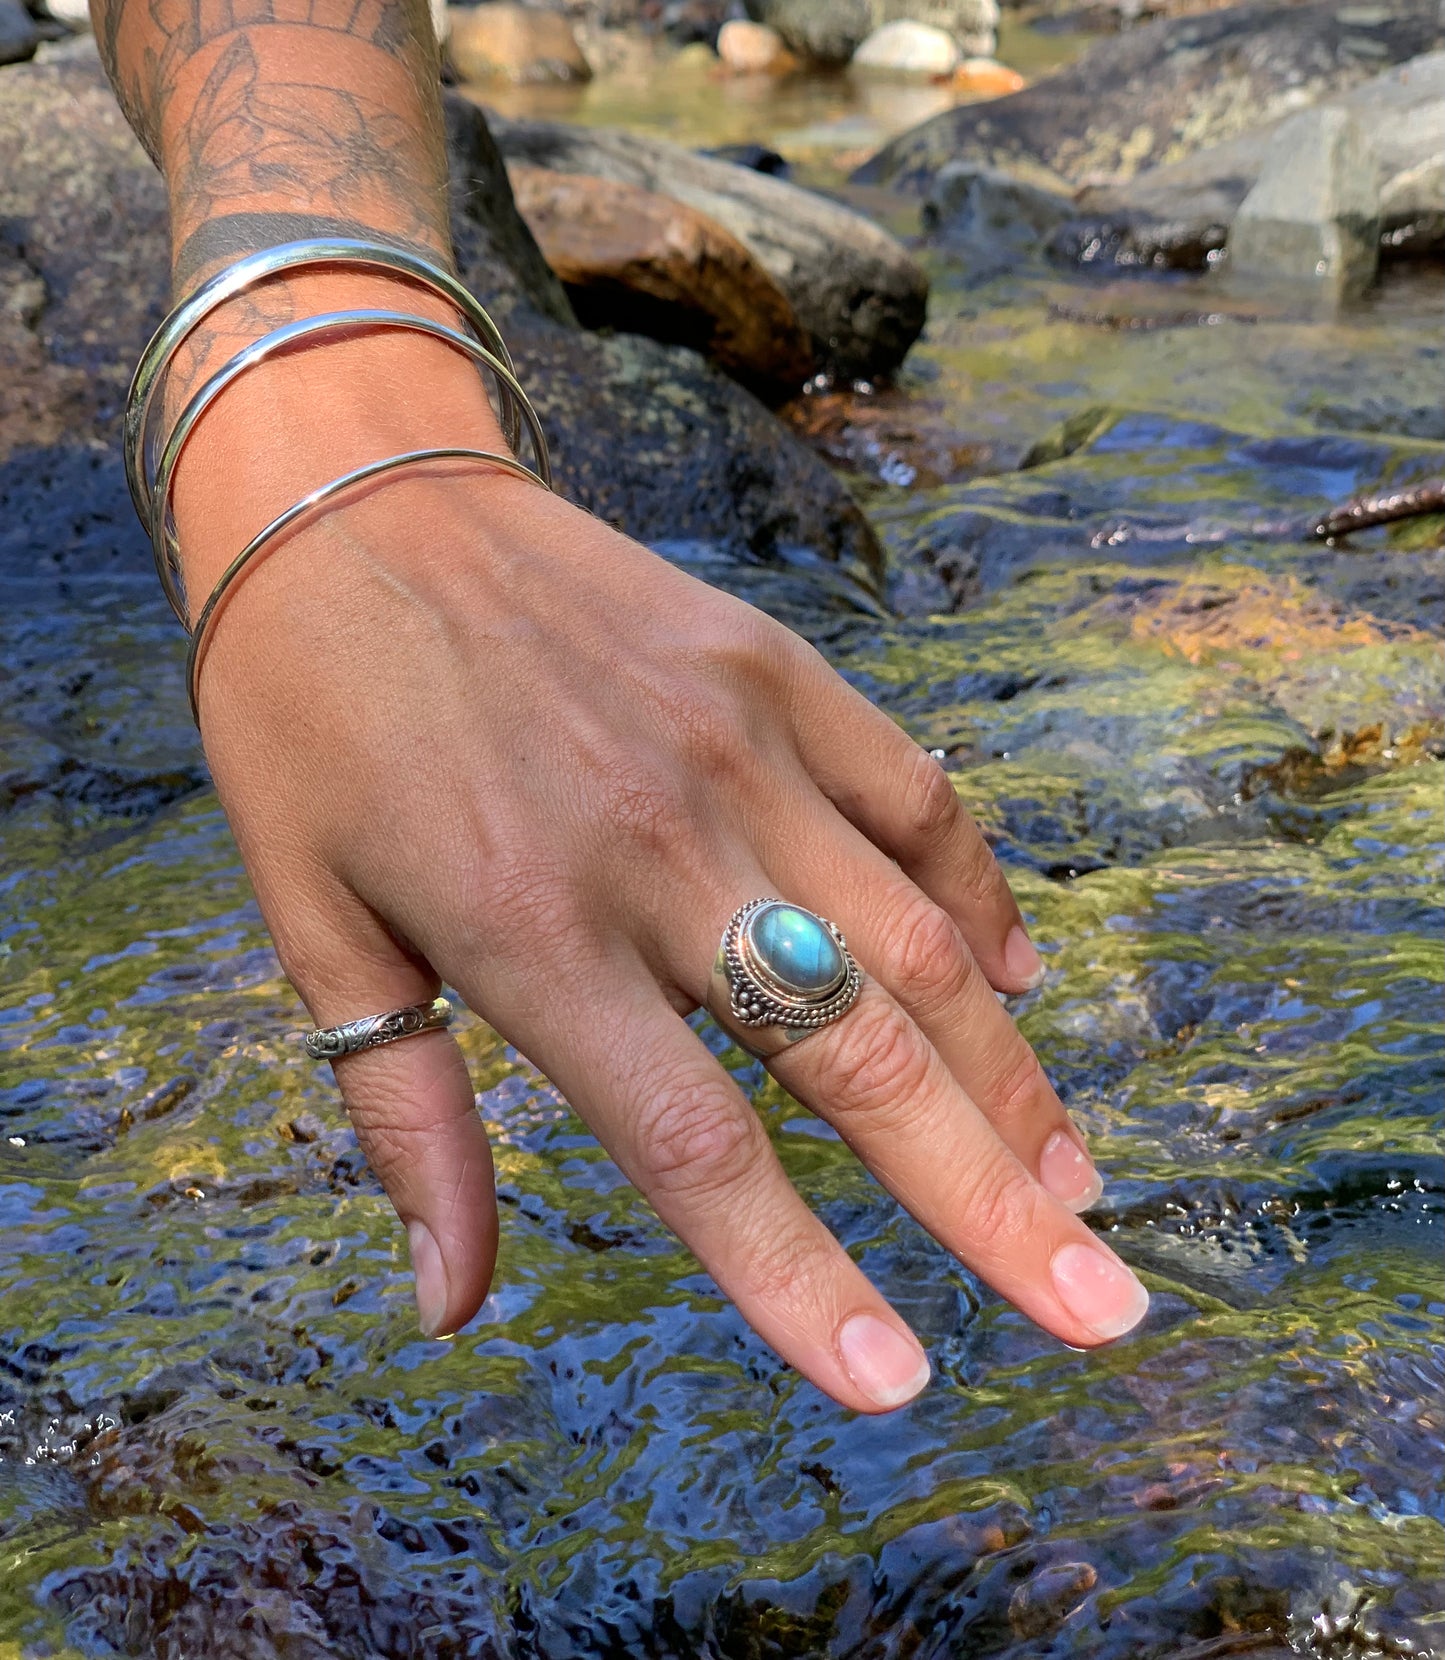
[{"left": 167, "top": 267, "right": 515, "bottom": 603}]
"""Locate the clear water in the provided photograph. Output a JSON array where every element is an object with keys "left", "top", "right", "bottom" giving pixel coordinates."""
[{"left": 1, "top": 61, "right": 1442, "bottom": 1660}]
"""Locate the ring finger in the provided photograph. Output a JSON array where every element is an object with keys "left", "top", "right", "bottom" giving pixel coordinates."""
[{"left": 686, "top": 894, "right": 1149, "bottom": 1350}]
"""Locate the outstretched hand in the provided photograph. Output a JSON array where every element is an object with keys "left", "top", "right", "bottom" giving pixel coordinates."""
[{"left": 176, "top": 310, "right": 1148, "bottom": 1413}]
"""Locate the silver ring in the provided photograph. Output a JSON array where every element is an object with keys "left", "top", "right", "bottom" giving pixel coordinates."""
[
  {"left": 709, "top": 898, "right": 862, "bottom": 1058},
  {"left": 304, "top": 995, "right": 453, "bottom": 1061}
]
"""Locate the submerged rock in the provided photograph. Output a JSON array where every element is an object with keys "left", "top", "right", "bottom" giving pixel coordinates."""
[
  {"left": 492, "top": 117, "right": 929, "bottom": 381},
  {"left": 445, "top": 2, "right": 592, "bottom": 83},
  {"left": 924, "top": 158, "right": 1074, "bottom": 254},
  {"left": 1055, "top": 51, "right": 1445, "bottom": 269},
  {"left": 744, "top": 0, "right": 997, "bottom": 64},
  {"left": 1226, "top": 107, "right": 1379, "bottom": 298},
  {"left": 507, "top": 164, "right": 815, "bottom": 398},
  {"left": 856, "top": 0, "right": 1445, "bottom": 193}
]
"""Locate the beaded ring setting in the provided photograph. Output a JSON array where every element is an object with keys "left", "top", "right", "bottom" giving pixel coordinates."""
[{"left": 711, "top": 898, "right": 863, "bottom": 1057}]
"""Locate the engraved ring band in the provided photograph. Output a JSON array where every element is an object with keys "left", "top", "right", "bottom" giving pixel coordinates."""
[{"left": 304, "top": 996, "right": 454, "bottom": 1061}]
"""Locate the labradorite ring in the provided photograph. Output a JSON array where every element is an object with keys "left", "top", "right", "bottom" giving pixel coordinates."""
[
  {"left": 710, "top": 898, "right": 862, "bottom": 1057},
  {"left": 303, "top": 996, "right": 453, "bottom": 1061}
]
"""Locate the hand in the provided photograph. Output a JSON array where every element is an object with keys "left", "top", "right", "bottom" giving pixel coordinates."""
[{"left": 176, "top": 320, "right": 1148, "bottom": 1413}]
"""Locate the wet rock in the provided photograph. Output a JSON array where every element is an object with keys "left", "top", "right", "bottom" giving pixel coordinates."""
[
  {"left": 1008, "top": 1560, "right": 1098, "bottom": 1639},
  {"left": 923, "top": 158, "right": 1074, "bottom": 254},
  {"left": 745, "top": 0, "right": 997, "bottom": 65},
  {"left": 493, "top": 116, "right": 929, "bottom": 380},
  {"left": 1227, "top": 107, "right": 1379, "bottom": 299},
  {"left": 507, "top": 164, "right": 815, "bottom": 396},
  {"left": 445, "top": 1, "right": 592, "bottom": 83},
  {"left": 0, "top": 0, "right": 38, "bottom": 62},
  {"left": 1057, "top": 52, "right": 1445, "bottom": 270},
  {"left": 716, "top": 18, "right": 796, "bottom": 73},
  {"left": 855, "top": 0, "right": 1445, "bottom": 193},
  {"left": 853, "top": 20, "right": 961, "bottom": 76}
]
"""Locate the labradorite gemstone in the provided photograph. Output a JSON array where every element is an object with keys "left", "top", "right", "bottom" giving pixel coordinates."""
[{"left": 748, "top": 903, "right": 845, "bottom": 998}]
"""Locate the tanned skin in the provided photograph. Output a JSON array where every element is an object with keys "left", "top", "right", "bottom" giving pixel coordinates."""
[{"left": 85, "top": 0, "right": 1148, "bottom": 1409}]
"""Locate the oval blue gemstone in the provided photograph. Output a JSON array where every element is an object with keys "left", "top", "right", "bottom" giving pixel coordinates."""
[{"left": 748, "top": 903, "right": 845, "bottom": 998}]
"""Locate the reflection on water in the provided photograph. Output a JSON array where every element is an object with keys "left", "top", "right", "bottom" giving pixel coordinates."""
[{"left": 2, "top": 51, "right": 1444, "bottom": 1660}]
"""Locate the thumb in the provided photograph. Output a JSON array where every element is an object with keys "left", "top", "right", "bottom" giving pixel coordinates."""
[{"left": 278, "top": 906, "right": 498, "bottom": 1339}]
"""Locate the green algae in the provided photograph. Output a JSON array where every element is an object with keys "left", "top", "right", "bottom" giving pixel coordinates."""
[{"left": 2, "top": 91, "right": 1443, "bottom": 1660}]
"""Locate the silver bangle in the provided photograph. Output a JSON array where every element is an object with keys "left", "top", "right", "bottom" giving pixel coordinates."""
[
  {"left": 184, "top": 445, "right": 547, "bottom": 722},
  {"left": 125, "top": 238, "right": 525, "bottom": 529},
  {"left": 149, "top": 308, "right": 555, "bottom": 626}
]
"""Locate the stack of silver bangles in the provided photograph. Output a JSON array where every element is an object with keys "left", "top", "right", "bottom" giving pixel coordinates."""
[{"left": 123, "top": 236, "right": 555, "bottom": 722}]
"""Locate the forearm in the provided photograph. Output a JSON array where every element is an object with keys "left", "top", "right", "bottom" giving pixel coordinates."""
[
  {"left": 91, "top": 0, "right": 509, "bottom": 601},
  {"left": 91, "top": 0, "right": 452, "bottom": 289}
]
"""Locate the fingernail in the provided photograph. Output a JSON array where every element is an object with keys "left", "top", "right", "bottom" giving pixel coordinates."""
[
  {"left": 837, "top": 1313, "right": 931, "bottom": 1409},
  {"left": 407, "top": 1220, "right": 449, "bottom": 1338},
  {"left": 1051, "top": 1242, "right": 1150, "bottom": 1341},
  {"left": 1005, "top": 925, "right": 1046, "bottom": 990},
  {"left": 1039, "top": 1128, "right": 1104, "bottom": 1213}
]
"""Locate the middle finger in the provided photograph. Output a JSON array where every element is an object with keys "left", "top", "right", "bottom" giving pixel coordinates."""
[{"left": 761, "top": 786, "right": 1103, "bottom": 1215}]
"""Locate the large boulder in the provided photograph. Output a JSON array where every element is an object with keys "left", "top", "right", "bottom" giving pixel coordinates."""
[
  {"left": 856, "top": 0, "right": 1445, "bottom": 194},
  {"left": 745, "top": 0, "right": 997, "bottom": 64},
  {"left": 507, "top": 165, "right": 815, "bottom": 397},
  {"left": 0, "top": 53, "right": 885, "bottom": 812},
  {"left": 1054, "top": 51, "right": 1445, "bottom": 268},
  {"left": 491, "top": 117, "right": 929, "bottom": 381},
  {"left": 1225, "top": 106, "right": 1379, "bottom": 298}
]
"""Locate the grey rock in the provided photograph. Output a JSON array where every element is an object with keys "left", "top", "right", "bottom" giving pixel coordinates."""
[
  {"left": 1227, "top": 106, "right": 1380, "bottom": 298},
  {"left": 744, "top": 0, "right": 996, "bottom": 65},
  {"left": 1056, "top": 50, "right": 1445, "bottom": 268},
  {"left": 0, "top": 0, "right": 38, "bottom": 63},
  {"left": 491, "top": 117, "right": 928, "bottom": 381},
  {"left": 923, "top": 159, "right": 1074, "bottom": 255},
  {"left": 855, "top": 0, "right": 1445, "bottom": 194}
]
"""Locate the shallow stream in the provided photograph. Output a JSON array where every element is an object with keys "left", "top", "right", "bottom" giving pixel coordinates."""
[{"left": 2, "top": 59, "right": 1442, "bottom": 1660}]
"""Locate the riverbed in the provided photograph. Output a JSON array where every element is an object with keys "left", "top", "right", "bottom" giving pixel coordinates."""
[{"left": 1, "top": 52, "right": 1442, "bottom": 1659}]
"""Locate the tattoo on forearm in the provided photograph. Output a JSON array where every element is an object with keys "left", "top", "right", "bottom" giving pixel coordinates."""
[{"left": 90, "top": 0, "right": 452, "bottom": 295}]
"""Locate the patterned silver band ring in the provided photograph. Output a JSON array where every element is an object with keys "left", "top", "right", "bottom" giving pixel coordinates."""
[
  {"left": 304, "top": 996, "right": 453, "bottom": 1061},
  {"left": 708, "top": 898, "right": 862, "bottom": 1059}
]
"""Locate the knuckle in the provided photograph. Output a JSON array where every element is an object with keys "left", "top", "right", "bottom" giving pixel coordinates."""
[
  {"left": 634, "top": 1075, "right": 765, "bottom": 1202},
  {"left": 899, "top": 745, "right": 962, "bottom": 845},
  {"left": 820, "top": 995, "right": 933, "bottom": 1124},
  {"left": 985, "top": 1042, "right": 1050, "bottom": 1132},
  {"left": 888, "top": 894, "right": 971, "bottom": 1016},
  {"left": 669, "top": 693, "right": 750, "bottom": 787},
  {"left": 953, "top": 1146, "right": 1046, "bottom": 1259},
  {"left": 471, "top": 845, "right": 577, "bottom": 960},
  {"left": 956, "top": 834, "right": 1008, "bottom": 912},
  {"left": 735, "top": 1225, "right": 828, "bottom": 1311}
]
